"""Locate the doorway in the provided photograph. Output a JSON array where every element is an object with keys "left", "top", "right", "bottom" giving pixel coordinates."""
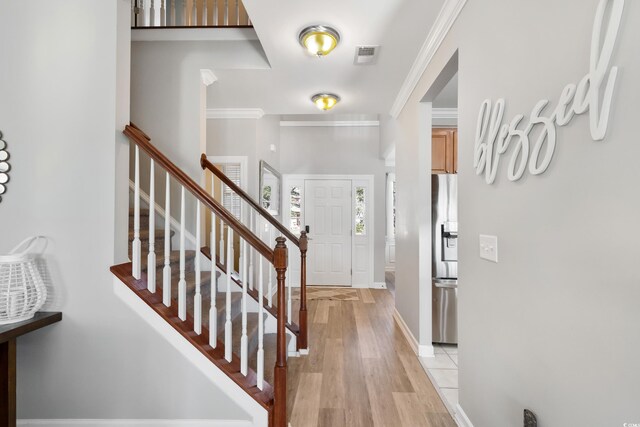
[
  {"left": 283, "top": 174, "right": 374, "bottom": 288},
  {"left": 417, "top": 52, "right": 460, "bottom": 417},
  {"left": 304, "top": 179, "right": 352, "bottom": 286}
]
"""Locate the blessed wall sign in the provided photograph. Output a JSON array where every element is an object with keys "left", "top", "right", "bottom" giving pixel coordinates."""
[{"left": 473, "top": 0, "right": 625, "bottom": 184}]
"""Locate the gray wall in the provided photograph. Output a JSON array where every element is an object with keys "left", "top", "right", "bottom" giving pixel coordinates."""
[
  {"left": 280, "top": 125, "right": 388, "bottom": 283},
  {"left": 207, "top": 115, "right": 281, "bottom": 199},
  {"left": 395, "top": 0, "right": 640, "bottom": 425},
  {"left": 0, "top": 0, "right": 246, "bottom": 420}
]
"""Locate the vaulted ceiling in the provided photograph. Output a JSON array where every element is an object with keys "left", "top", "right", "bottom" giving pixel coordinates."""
[{"left": 206, "top": 0, "right": 446, "bottom": 115}]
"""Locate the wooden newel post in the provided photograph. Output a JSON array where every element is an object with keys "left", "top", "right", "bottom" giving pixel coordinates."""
[
  {"left": 273, "top": 237, "right": 288, "bottom": 427},
  {"left": 298, "top": 231, "right": 308, "bottom": 352}
]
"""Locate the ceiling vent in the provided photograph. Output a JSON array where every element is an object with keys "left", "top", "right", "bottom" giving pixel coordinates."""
[{"left": 354, "top": 45, "right": 379, "bottom": 65}]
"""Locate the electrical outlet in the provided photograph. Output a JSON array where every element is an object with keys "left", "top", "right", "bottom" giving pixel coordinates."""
[{"left": 524, "top": 409, "right": 537, "bottom": 427}]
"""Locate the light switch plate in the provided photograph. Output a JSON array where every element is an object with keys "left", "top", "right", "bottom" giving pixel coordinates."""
[{"left": 479, "top": 234, "right": 498, "bottom": 262}]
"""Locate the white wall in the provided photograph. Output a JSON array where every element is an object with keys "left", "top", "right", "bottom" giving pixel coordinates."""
[
  {"left": 279, "top": 125, "right": 389, "bottom": 283},
  {"left": 207, "top": 115, "right": 281, "bottom": 204},
  {"left": 0, "top": 0, "right": 247, "bottom": 421},
  {"left": 395, "top": 0, "right": 640, "bottom": 425}
]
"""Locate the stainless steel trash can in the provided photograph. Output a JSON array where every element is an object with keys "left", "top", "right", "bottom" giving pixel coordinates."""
[{"left": 432, "top": 279, "right": 458, "bottom": 344}]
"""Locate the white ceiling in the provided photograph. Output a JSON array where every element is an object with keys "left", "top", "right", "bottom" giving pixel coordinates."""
[{"left": 206, "top": 0, "right": 446, "bottom": 116}]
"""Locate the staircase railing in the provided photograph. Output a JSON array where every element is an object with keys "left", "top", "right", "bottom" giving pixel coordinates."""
[
  {"left": 119, "top": 124, "right": 287, "bottom": 426},
  {"left": 200, "top": 155, "right": 309, "bottom": 352},
  {"left": 132, "top": 0, "right": 252, "bottom": 28}
]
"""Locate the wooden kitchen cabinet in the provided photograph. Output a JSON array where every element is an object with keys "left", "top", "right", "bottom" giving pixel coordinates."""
[{"left": 432, "top": 128, "right": 457, "bottom": 174}]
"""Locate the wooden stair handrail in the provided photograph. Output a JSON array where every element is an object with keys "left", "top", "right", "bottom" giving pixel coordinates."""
[
  {"left": 124, "top": 125, "right": 274, "bottom": 263},
  {"left": 129, "top": 122, "right": 151, "bottom": 140},
  {"left": 200, "top": 154, "right": 300, "bottom": 247}
]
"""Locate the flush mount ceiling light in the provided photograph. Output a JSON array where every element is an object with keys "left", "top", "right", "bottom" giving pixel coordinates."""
[
  {"left": 299, "top": 25, "right": 340, "bottom": 57},
  {"left": 312, "top": 93, "right": 340, "bottom": 111}
]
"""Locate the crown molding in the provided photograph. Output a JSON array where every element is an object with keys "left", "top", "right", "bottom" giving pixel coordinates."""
[
  {"left": 279, "top": 120, "right": 379, "bottom": 128},
  {"left": 432, "top": 108, "right": 458, "bottom": 120},
  {"left": 200, "top": 69, "right": 217, "bottom": 86},
  {"left": 206, "top": 108, "right": 265, "bottom": 119},
  {"left": 389, "top": 0, "right": 467, "bottom": 118}
]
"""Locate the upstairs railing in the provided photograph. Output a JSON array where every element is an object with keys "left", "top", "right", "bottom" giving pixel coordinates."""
[
  {"left": 123, "top": 124, "right": 287, "bottom": 426},
  {"left": 132, "top": 0, "right": 252, "bottom": 28},
  {"left": 200, "top": 155, "right": 309, "bottom": 352}
]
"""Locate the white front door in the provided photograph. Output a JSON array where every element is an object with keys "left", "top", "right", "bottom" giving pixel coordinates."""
[{"left": 304, "top": 179, "right": 352, "bottom": 286}]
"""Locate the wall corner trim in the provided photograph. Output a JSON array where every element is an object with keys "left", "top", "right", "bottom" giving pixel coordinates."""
[
  {"left": 206, "top": 109, "right": 265, "bottom": 120},
  {"left": 393, "top": 308, "right": 433, "bottom": 357},
  {"left": 455, "top": 404, "right": 475, "bottom": 427},
  {"left": 389, "top": 0, "right": 467, "bottom": 118}
]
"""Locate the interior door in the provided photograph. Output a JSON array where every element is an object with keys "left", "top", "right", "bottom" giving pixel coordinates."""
[{"left": 304, "top": 179, "right": 352, "bottom": 286}]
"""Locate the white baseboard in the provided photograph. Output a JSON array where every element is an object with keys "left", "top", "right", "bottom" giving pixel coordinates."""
[
  {"left": 352, "top": 282, "right": 387, "bottom": 289},
  {"left": 18, "top": 421, "right": 252, "bottom": 427},
  {"left": 455, "top": 404, "right": 474, "bottom": 427},
  {"left": 392, "top": 308, "right": 434, "bottom": 357}
]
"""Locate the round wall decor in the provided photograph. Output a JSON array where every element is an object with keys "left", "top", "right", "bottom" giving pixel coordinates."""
[{"left": 0, "top": 131, "right": 9, "bottom": 202}]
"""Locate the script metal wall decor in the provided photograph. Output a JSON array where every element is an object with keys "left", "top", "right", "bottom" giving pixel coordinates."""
[{"left": 474, "top": 0, "right": 624, "bottom": 184}]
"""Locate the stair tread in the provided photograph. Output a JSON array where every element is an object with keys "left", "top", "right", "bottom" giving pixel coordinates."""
[
  {"left": 249, "top": 333, "right": 291, "bottom": 386},
  {"left": 129, "top": 228, "right": 175, "bottom": 241},
  {"left": 129, "top": 207, "right": 151, "bottom": 217},
  {"left": 200, "top": 246, "right": 301, "bottom": 337}
]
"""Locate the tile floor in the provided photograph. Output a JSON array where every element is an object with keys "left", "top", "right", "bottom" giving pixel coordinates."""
[{"left": 419, "top": 344, "right": 459, "bottom": 417}]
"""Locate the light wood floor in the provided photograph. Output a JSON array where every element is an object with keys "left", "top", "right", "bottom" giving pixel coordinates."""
[{"left": 286, "top": 287, "right": 455, "bottom": 427}]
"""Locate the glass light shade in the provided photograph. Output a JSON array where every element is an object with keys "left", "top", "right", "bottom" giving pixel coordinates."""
[
  {"left": 312, "top": 93, "right": 340, "bottom": 111},
  {"left": 299, "top": 26, "right": 340, "bottom": 57}
]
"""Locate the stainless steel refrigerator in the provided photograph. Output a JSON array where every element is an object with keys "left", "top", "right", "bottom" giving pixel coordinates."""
[{"left": 432, "top": 174, "right": 458, "bottom": 344}]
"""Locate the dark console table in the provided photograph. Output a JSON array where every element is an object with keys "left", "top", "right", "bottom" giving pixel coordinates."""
[{"left": 0, "top": 312, "right": 62, "bottom": 427}]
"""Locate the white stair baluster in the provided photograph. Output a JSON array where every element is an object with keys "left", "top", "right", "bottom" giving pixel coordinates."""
[
  {"left": 182, "top": 0, "right": 187, "bottom": 26},
  {"left": 194, "top": 202, "right": 202, "bottom": 334},
  {"left": 191, "top": 0, "right": 197, "bottom": 25},
  {"left": 287, "top": 242, "right": 292, "bottom": 322},
  {"left": 235, "top": 0, "right": 239, "bottom": 25},
  {"left": 267, "top": 225, "right": 273, "bottom": 308},
  {"left": 163, "top": 172, "right": 172, "bottom": 307},
  {"left": 240, "top": 239, "right": 248, "bottom": 375},
  {"left": 248, "top": 210, "right": 254, "bottom": 291},
  {"left": 160, "top": 0, "right": 166, "bottom": 26},
  {"left": 147, "top": 160, "right": 156, "bottom": 292},
  {"left": 224, "top": 0, "right": 228, "bottom": 26},
  {"left": 224, "top": 226, "right": 233, "bottom": 362},
  {"left": 132, "top": 146, "right": 142, "bottom": 280},
  {"left": 137, "top": 0, "right": 145, "bottom": 27},
  {"left": 131, "top": 0, "right": 136, "bottom": 27},
  {"left": 219, "top": 224, "right": 225, "bottom": 264},
  {"left": 170, "top": 0, "right": 176, "bottom": 26},
  {"left": 202, "top": 0, "right": 208, "bottom": 26},
  {"left": 209, "top": 208, "right": 217, "bottom": 347},
  {"left": 213, "top": 0, "right": 218, "bottom": 25},
  {"left": 150, "top": 0, "right": 156, "bottom": 26},
  {"left": 257, "top": 255, "right": 264, "bottom": 390},
  {"left": 178, "top": 186, "right": 187, "bottom": 321}
]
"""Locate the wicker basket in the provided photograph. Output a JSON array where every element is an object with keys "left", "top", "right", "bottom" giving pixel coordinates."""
[{"left": 0, "top": 236, "right": 47, "bottom": 325}]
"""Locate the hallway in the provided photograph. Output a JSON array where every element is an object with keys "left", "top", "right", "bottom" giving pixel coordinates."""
[{"left": 286, "top": 287, "right": 455, "bottom": 427}]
